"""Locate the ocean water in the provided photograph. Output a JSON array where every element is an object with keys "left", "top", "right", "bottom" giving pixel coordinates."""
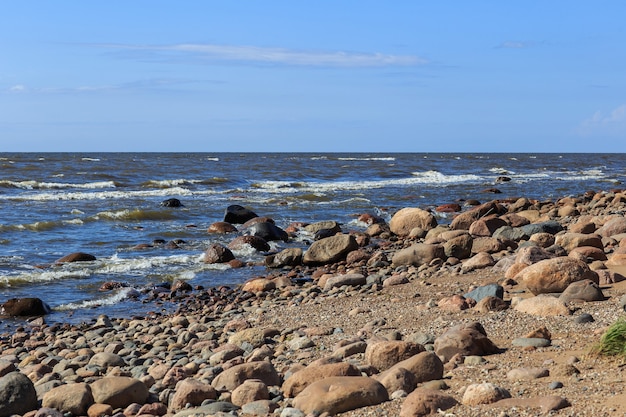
[{"left": 0, "top": 152, "right": 624, "bottom": 327}]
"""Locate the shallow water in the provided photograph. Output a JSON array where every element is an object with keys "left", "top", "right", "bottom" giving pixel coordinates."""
[{"left": 1, "top": 152, "right": 624, "bottom": 327}]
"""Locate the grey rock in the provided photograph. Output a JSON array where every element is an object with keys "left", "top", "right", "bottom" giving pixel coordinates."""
[{"left": 464, "top": 283, "right": 504, "bottom": 302}]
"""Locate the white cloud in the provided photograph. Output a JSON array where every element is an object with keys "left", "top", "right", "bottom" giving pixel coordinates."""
[
  {"left": 107, "top": 43, "right": 427, "bottom": 68},
  {"left": 9, "top": 84, "right": 26, "bottom": 92},
  {"left": 578, "top": 104, "right": 626, "bottom": 136}
]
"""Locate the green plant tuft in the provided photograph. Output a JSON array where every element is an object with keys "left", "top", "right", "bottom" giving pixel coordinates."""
[{"left": 592, "top": 319, "right": 626, "bottom": 357}]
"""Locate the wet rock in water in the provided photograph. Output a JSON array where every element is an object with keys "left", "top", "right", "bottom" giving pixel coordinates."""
[
  {"left": 399, "top": 388, "right": 458, "bottom": 417},
  {"left": 203, "top": 243, "right": 235, "bottom": 263},
  {"left": 208, "top": 221, "right": 238, "bottom": 234},
  {"left": 229, "top": 235, "right": 271, "bottom": 252},
  {"left": 303, "top": 234, "right": 358, "bottom": 265},
  {"left": 304, "top": 220, "right": 342, "bottom": 235},
  {"left": 1, "top": 297, "right": 51, "bottom": 316},
  {"left": 292, "top": 376, "right": 388, "bottom": 416},
  {"left": 224, "top": 204, "right": 258, "bottom": 224},
  {"left": 245, "top": 221, "right": 288, "bottom": 242},
  {"left": 389, "top": 207, "right": 438, "bottom": 236},
  {"left": 0, "top": 372, "right": 39, "bottom": 417},
  {"left": 161, "top": 198, "right": 184, "bottom": 207},
  {"left": 265, "top": 248, "right": 303, "bottom": 268},
  {"left": 55, "top": 252, "right": 96, "bottom": 263}
]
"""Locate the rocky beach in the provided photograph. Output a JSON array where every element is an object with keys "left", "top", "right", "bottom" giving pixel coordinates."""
[{"left": 2, "top": 188, "right": 626, "bottom": 417}]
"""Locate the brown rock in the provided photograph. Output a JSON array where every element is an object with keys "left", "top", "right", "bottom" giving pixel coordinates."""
[
  {"left": 207, "top": 221, "right": 238, "bottom": 234},
  {"left": 469, "top": 217, "right": 507, "bottom": 237},
  {"left": 399, "top": 388, "right": 458, "bottom": 417},
  {"left": 241, "top": 277, "right": 276, "bottom": 293},
  {"left": 169, "top": 379, "right": 217, "bottom": 412},
  {"left": 392, "top": 243, "right": 445, "bottom": 267},
  {"left": 384, "top": 351, "right": 444, "bottom": 383},
  {"left": 90, "top": 377, "right": 148, "bottom": 409},
  {"left": 506, "top": 367, "right": 549, "bottom": 380},
  {"left": 211, "top": 361, "right": 280, "bottom": 391},
  {"left": 461, "top": 252, "right": 495, "bottom": 272},
  {"left": 374, "top": 366, "right": 418, "bottom": 395},
  {"left": 559, "top": 279, "right": 604, "bottom": 303},
  {"left": 389, "top": 207, "right": 438, "bottom": 236},
  {"left": 324, "top": 273, "right": 366, "bottom": 291},
  {"left": 515, "top": 245, "right": 554, "bottom": 265},
  {"left": 514, "top": 257, "right": 598, "bottom": 295},
  {"left": 203, "top": 243, "right": 235, "bottom": 263},
  {"left": 514, "top": 295, "right": 571, "bottom": 316},
  {"left": 474, "top": 296, "right": 508, "bottom": 313},
  {"left": 434, "top": 322, "right": 500, "bottom": 363},
  {"left": 443, "top": 233, "right": 473, "bottom": 259},
  {"left": 471, "top": 237, "right": 507, "bottom": 254},
  {"left": 292, "top": 376, "right": 388, "bottom": 415},
  {"left": 597, "top": 217, "right": 626, "bottom": 237},
  {"left": 1, "top": 298, "right": 51, "bottom": 316},
  {"left": 282, "top": 362, "right": 361, "bottom": 398},
  {"left": 462, "top": 382, "right": 511, "bottom": 405},
  {"left": 55, "top": 252, "right": 96, "bottom": 263},
  {"left": 438, "top": 294, "right": 474, "bottom": 311},
  {"left": 42, "top": 383, "right": 94, "bottom": 416},
  {"left": 231, "top": 379, "right": 269, "bottom": 406},
  {"left": 87, "top": 403, "right": 113, "bottom": 417},
  {"left": 568, "top": 246, "right": 607, "bottom": 261},
  {"left": 265, "top": 247, "right": 303, "bottom": 268},
  {"left": 555, "top": 232, "right": 603, "bottom": 252},
  {"left": 596, "top": 269, "right": 626, "bottom": 284},
  {"left": 365, "top": 341, "right": 425, "bottom": 372},
  {"left": 450, "top": 201, "right": 504, "bottom": 230},
  {"left": 228, "top": 235, "right": 270, "bottom": 252},
  {"left": 492, "top": 396, "right": 570, "bottom": 413},
  {"left": 303, "top": 234, "right": 358, "bottom": 265},
  {"left": 529, "top": 232, "right": 555, "bottom": 247}
]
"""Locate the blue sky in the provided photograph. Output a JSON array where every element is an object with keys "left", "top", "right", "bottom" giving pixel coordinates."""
[{"left": 1, "top": 1, "right": 625, "bottom": 152}]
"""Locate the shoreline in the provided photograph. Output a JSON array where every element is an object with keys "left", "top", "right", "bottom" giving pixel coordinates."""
[{"left": 2, "top": 188, "right": 626, "bottom": 416}]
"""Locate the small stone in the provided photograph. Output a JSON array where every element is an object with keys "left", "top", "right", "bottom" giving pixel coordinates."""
[
  {"left": 549, "top": 381, "right": 564, "bottom": 390},
  {"left": 512, "top": 338, "right": 551, "bottom": 348},
  {"left": 574, "top": 313, "right": 594, "bottom": 323}
]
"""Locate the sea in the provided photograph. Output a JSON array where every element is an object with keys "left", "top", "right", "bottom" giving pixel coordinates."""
[{"left": 1, "top": 152, "right": 624, "bottom": 330}]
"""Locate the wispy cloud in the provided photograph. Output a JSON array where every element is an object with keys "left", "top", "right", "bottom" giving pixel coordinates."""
[
  {"left": 103, "top": 43, "right": 428, "bottom": 68},
  {"left": 9, "top": 84, "right": 26, "bottom": 92},
  {"left": 578, "top": 104, "right": 626, "bottom": 136}
]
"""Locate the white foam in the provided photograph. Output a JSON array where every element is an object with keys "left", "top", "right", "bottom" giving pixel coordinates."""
[
  {"left": 0, "top": 180, "right": 116, "bottom": 190},
  {"left": 337, "top": 157, "right": 396, "bottom": 161},
  {"left": 207, "top": 157, "right": 220, "bottom": 161},
  {"left": 54, "top": 287, "right": 136, "bottom": 311},
  {"left": 4, "top": 187, "right": 195, "bottom": 201}
]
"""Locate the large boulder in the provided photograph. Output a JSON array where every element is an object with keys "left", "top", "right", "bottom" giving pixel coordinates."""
[
  {"left": 450, "top": 201, "right": 504, "bottom": 230},
  {"left": 469, "top": 217, "right": 508, "bottom": 237},
  {"left": 224, "top": 204, "right": 258, "bottom": 224},
  {"left": 443, "top": 234, "right": 473, "bottom": 259},
  {"left": 399, "top": 388, "right": 458, "bottom": 417},
  {"left": 0, "top": 372, "right": 38, "bottom": 417},
  {"left": 292, "top": 376, "right": 388, "bottom": 416},
  {"left": 228, "top": 235, "right": 270, "bottom": 252},
  {"left": 169, "top": 379, "right": 217, "bottom": 412},
  {"left": 211, "top": 361, "right": 280, "bottom": 392},
  {"left": 282, "top": 362, "right": 361, "bottom": 398},
  {"left": 383, "top": 351, "right": 444, "bottom": 383},
  {"left": 559, "top": 279, "right": 604, "bottom": 303},
  {"left": 597, "top": 217, "right": 626, "bottom": 237},
  {"left": 555, "top": 233, "right": 603, "bottom": 252},
  {"left": 365, "top": 341, "right": 425, "bottom": 372},
  {"left": 245, "top": 222, "right": 288, "bottom": 242},
  {"left": 434, "top": 322, "right": 500, "bottom": 363},
  {"left": 1, "top": 297, "right": 51, "bottom": 316},
  {"left": 389, "top": 207, "right": 438, "bottom": 236},
  {"left": 265, "top": 248, "right": 303, "bottom": 268},
  {"left": 203, "top": 243, "right": 235, "bottom": 264},
  {"left": 514, "top": 295, "right": 571, "bottom": 316},
  {"left": 55, "top": 252, "right": 96, "bottom": 263},
  {"left": 90, "top": 377, "right": 148, "bottom": 409},
  {"left": 392, "top": 243, "right": 445, "bottom": 267},
  {"left": 514, "top": 257, "right": 598, "bottom": 295},
  {"left": 303, "top": 234, "right": 358, "bottom": 265},
  {"left": 42, "top": 383, "right": 94, "bottom": 416}
]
